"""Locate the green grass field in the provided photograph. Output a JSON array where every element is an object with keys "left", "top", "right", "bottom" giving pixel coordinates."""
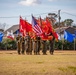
[{"left": 0, "top": 50, "right": 76, "bottom": 75}]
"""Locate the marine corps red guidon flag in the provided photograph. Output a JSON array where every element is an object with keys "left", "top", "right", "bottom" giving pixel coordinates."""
[
  {"left": 19, "top": 16, "right": 26, "bottom": 36},
  {"left": 25, "top": 21, "right": 32, "bottom": 33}
]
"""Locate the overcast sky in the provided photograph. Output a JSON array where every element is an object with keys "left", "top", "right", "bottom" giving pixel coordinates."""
[{"left": 0, "top": 0, "right": 76, "bottom": 30}]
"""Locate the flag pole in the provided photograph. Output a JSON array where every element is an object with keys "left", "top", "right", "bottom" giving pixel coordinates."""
[
  {"left": 62, "top": 38, "right": 64, "bottom": 50},
  {"left": 74, "top": 38, "right": 75, "bottom": 50},
  {"left": 74, "top": 31, "right": 76, "bottom": 50},
  {"left": 39, "top": 16, "right": 42, "bottom": 29},
  {"left": 6, "top": 39, "right": 8, "bottom": 50}
]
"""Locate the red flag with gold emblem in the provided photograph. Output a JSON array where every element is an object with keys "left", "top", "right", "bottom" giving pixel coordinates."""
[{"left": 19, "top": 16, "right": 33, "bottom": 36}]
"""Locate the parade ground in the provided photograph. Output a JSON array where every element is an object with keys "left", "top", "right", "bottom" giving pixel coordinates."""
[{"left": 0, "top": 50, "right": 76, "bottom": 75}]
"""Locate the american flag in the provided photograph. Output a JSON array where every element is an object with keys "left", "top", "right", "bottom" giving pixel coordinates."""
[{"left": 32, "top": 16, "right": 43, "bottom": 36}]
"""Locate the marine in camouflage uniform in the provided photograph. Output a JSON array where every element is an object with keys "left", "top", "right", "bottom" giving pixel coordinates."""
[
  {"left": 42, "top": 40, "right": 47, "bottom": 55},
  {"left": 16, "top": 34, "right": 22, "bottom": 54},
  {"left": 29, "top": 38, "right": 32, "bottom": 55},
  {"left": 21, "top": 36, "right": 25, "bottom": 54},
  {"left": 36, "top": 36, "right": 41, "bottom": 55},
  {"left": 25, "top": 33, "right": 32, "bottom": 55},
  {"left": 33, "top": 36, "right": 37, "bottom": 55},
  {"left": 33, "top": 35, "right": 41, "bottom": 55},
  {"left": 49, "top": 33, "right": 55, "bottom": 55}
]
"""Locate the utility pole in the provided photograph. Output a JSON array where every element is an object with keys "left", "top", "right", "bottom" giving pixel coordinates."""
[
  {"left": 58, "top": 10, "right": 64, "bottom": 50},
  {"left": 58, "top": 10, "right": 61, "bottom": 38}
]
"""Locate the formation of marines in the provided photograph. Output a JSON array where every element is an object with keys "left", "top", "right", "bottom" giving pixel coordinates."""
[{"left": 16, "top": 32, "right": 55, "bottom": 55}]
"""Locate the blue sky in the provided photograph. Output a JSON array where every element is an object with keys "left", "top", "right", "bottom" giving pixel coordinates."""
[{"left": 0, "top": 0, "right": 76, "bottom": 30}]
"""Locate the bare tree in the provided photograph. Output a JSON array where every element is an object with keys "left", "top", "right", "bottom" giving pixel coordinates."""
[{"left": 0, "top": 23, "right": 6, "bottom": 32}]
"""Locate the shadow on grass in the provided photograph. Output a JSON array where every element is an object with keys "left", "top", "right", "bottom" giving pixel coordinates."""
[
  {"left": 68, "top": 66, "right": 76, "bottom": 73},
  {"left": 58, "top": 66, "right": 76, "bottom": 75},
  {"left": 36, "top": 61, "right": 44, "bottom": 64}
]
